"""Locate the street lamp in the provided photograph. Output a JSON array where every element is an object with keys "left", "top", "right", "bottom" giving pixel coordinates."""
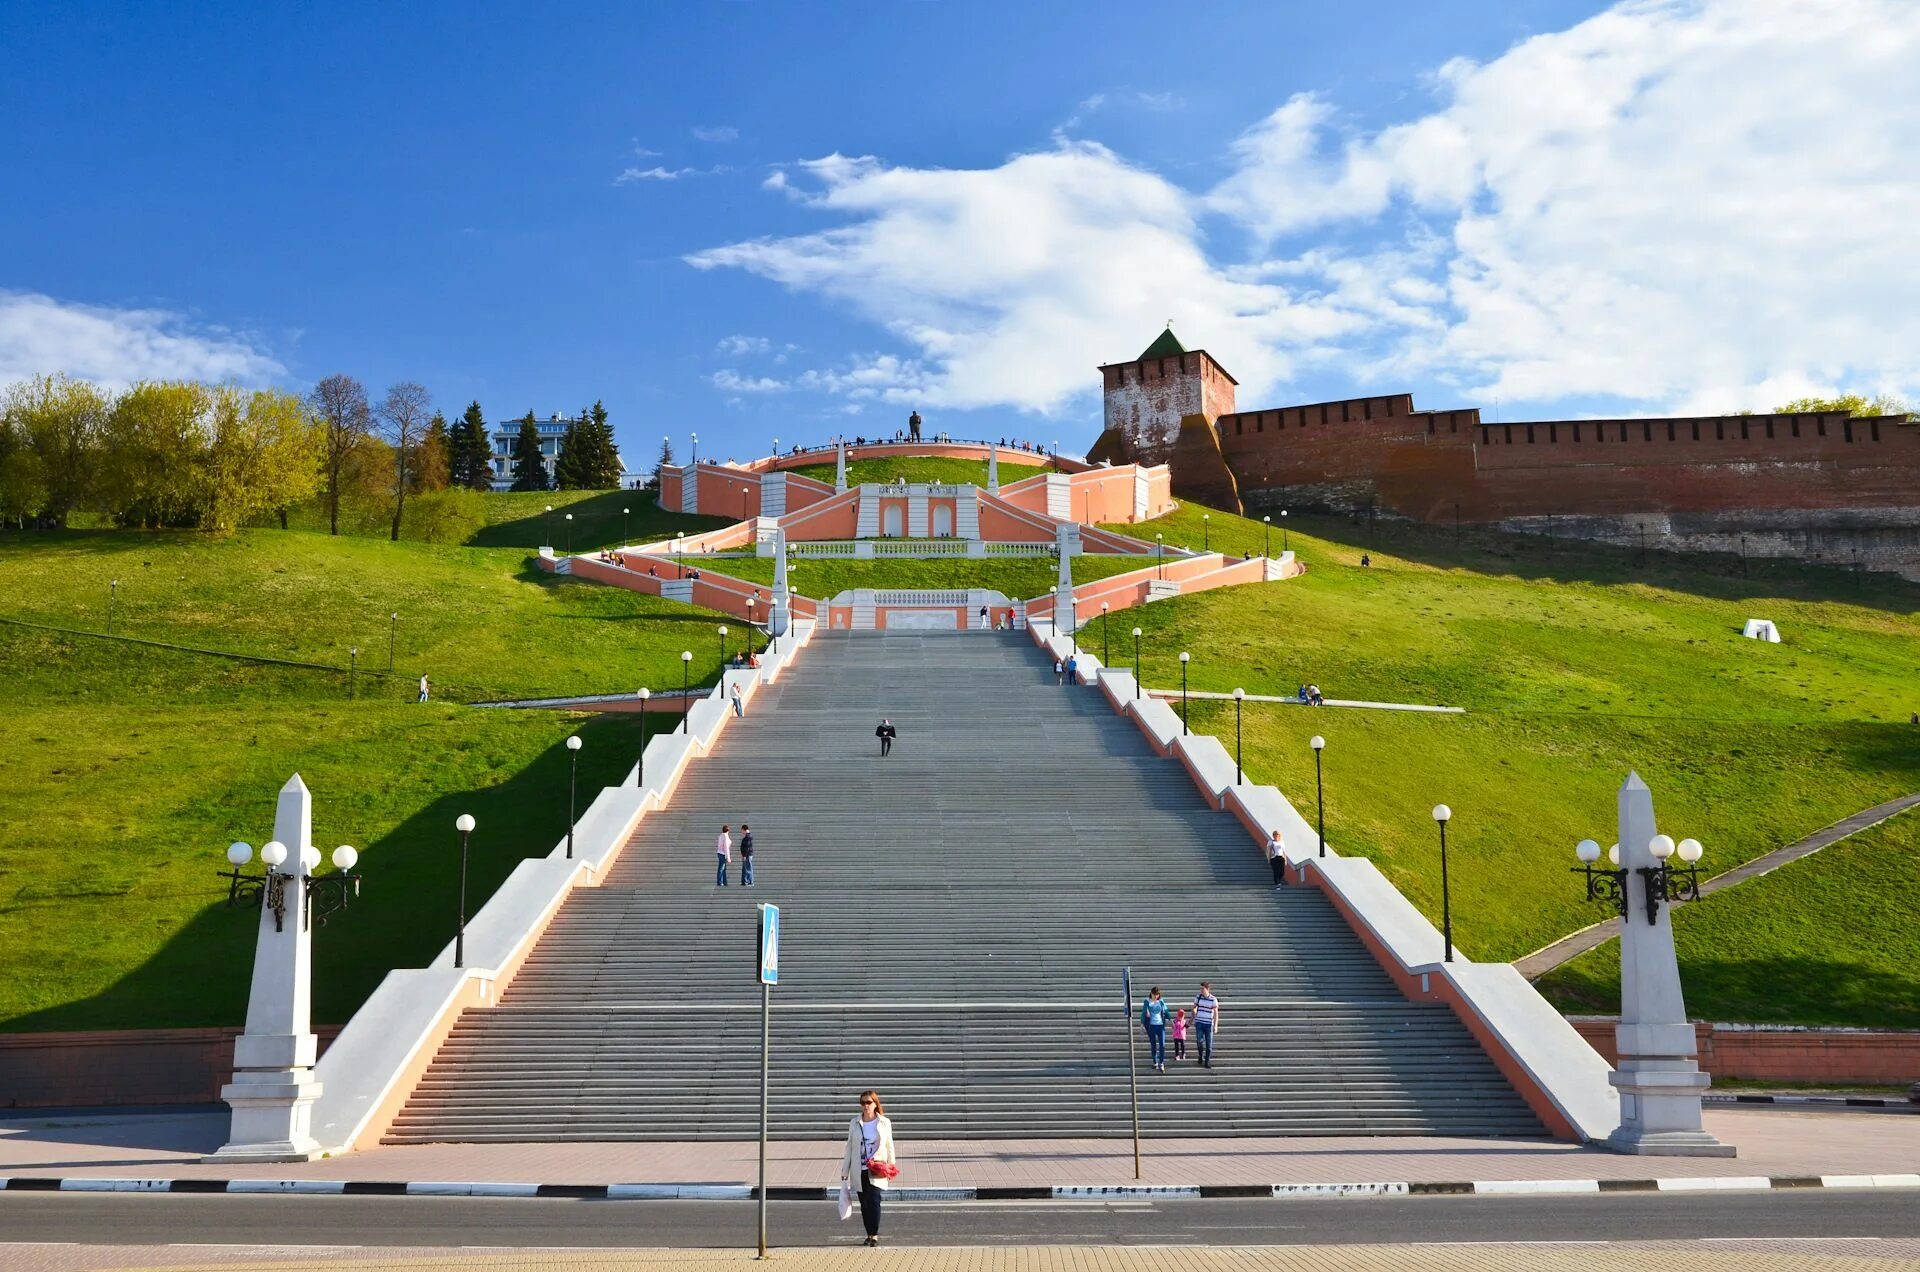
[
  {"left": 1178, "top": 651, "right": 1191, "bottom": 735},
  {"left": 1156, "top": 533, "right": 1165, "bottom": 580},
  {"left": 1574, "top": 834, "right": 1703, "bottom": 925},
  {"left": 564, "top": 735, "right": 582, "bottom": 859},
  {"left": 719, "top": 624, "right": 729, "bottom": 665},
  {"left": 680, "top": 650, "right": 692, "bottom": 731},
  {"left": 1281, "top": 510, "right": 1289, "bottom": 552},
  {"left": 1203, "top": 513, "right": 1210, "bottom": 551},
  {"left": 1101, "top": 602, "right": 1110, "bottom": 664},
  {"left": 623, "top": 506, "right": 630, "bottom": 545},
  {"left": 746, "top": 597, "right": 757, "bottom": 653},
  {"left": 1310, "top": 735, "right": 1327, "bottom": 857},
  {"left": 1232, "top": 687, "right": 1245, "bottom": 784},
  {"left": 1131, "top": 626, "right": 1142, "bottom": 699},
  {"left": 388, "top": 612, "right": 398, "bottom": 672},
  {"left": 349, "top": 647, "right": 359, "bottom": 700},
  {"left": 636, "top": 688, "right": 650, "bottom": 786},
  {"left": 1262, "top": 516, "right": 1270, "bottom": 558},
  {"left": 1432, "top": 804, "right": 1454, "bottom": 963},
  {"left": 220, "top": 839, "right": 361, "bottom": 932},
  {"left": 691, "top": 431, "right": 699, "bottom": 467},
  {"left": 454, "top": 813, "right": 475, "bottom": 968},
  {"left": 544, "top": 504, "right": 554, "bottom": 546},
  {"left": 108, "top": 579, "right": 118, "bottom": 635}
]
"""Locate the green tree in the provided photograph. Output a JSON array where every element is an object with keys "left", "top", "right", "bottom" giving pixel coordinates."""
[
  {"left": 379, "top": 381, "right": 433, "bottom": 542},
  {"left": 98, "top": 381, "right": 210, "bottom": 528},
  {"left": 552, "top": 413, "right": 587, "bottom": 490},
  {"left": 578, "top": 400, "right": 624, "bottom": 488},
  {"left": 310, "top": 374, "right": 373, "bottom": 535},
  {"left": 4, "top": 373, "right": 108, "bottom": 528},
  {"left": 0, "top": 411, "right": 47, "bottom": 528},
  {"left": 508, "top": 413, "right": 549, "bottom": 492},
  {"left": 197, "top": 387, "right": 323, "bottom": 534},
  {"left": 654, "top": 436, "right": 675, "bottom": 488},
  {"left": 451, "top": 401, "right": 494, "bottom": 490},
  {"left": 1774, "top": 393, "right": 1910, "bottom": 417}
]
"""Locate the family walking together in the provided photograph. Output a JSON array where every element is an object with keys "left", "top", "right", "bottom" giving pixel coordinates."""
[{"left": 1140, "top": 982, "right": 1220, "bottom": 1072}]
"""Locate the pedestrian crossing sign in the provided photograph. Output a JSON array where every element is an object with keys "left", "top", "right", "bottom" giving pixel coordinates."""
[{"left": 758, "top": 903, "right": 780, "bottom": 986}]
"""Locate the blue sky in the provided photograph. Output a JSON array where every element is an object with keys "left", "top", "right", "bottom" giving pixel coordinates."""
[{"left": 4, "top": 0, "right": 1916, "bottom": 467}]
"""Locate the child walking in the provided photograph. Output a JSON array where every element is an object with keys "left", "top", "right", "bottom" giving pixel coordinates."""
[{"left": 1171, "top": 1008, "right": 1188, "bottom": 1061}]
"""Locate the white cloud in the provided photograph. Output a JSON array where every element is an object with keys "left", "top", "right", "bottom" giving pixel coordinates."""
[
  {"left": 617, "top": 165, "right": 695, "bottom": 183},
  {"left": 692, "top": 125, "right": 740, "bottom": 143},
  {"left": 0, "top": 290, "right": 285, "bottom": 389},
  {"left": 710, "top": 368, "right": 789, "bottom": 394},
  {"left": 1058, "top": 89, "right": 1186, "bottom": 134},
  {"left": 690, "top": 0, "right": 1920, "bottom": 416},
  {"left": 717, "top": 335, "right": 771, "bottom": 356}
]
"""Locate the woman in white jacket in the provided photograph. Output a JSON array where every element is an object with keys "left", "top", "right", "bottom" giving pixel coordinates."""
[{"left": 840, "top": 1089, "right": 897, "bottom": 1246}]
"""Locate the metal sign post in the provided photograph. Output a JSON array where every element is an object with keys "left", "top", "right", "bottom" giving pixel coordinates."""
[
  {"left": 1123, "top": 966, "right": 1141, "bottom": 1180},
  {"left": 756, "top": 903, "right": 779, "bottom": 1259}
]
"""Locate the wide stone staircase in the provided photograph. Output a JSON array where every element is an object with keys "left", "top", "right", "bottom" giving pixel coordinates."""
[{"left": 385, "top": 633, "right": 1544, "bottom": 1143}]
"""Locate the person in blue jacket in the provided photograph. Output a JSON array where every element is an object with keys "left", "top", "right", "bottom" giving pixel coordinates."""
[{"left": 1140, "top": 987, "right": 1171, "bottom": 1073}]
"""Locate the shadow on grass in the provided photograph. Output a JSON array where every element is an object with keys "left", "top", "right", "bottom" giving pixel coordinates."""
[
  {"left": 465, "top": 491, "right": 733, "bottom": 552},
  {"left": 3, "top": 712, "right": 665, "bottom": 1034},
  {"left": 1285, "top": 511, "right": 1920, "bottom": 617}
]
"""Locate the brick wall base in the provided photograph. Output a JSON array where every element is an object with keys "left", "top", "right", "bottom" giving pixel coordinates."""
[
  {"left": 1571, "top": 1019, "right": 1920, "bottom": 1086},
  {"left": 0, "top": 1027, "right": 339, "bottom": 1109}
]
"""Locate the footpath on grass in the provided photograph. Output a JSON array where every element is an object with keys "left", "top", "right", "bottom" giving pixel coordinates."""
[
  {"left": 3, "top": 1105, "right": 1918, "bottom": 1198},
  {"left": 1517, "top": 795, "right": 1920, "bottom": 978}
]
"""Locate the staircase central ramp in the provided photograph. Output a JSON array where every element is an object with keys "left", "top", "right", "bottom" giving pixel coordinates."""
[{"left": 387, "top": 633, "right": 1543, "bottom": 1143}]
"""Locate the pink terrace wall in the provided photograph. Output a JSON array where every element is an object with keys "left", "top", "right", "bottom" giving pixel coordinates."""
[
  {"left": 1572, "top": 1021, "right": 1920, "bottom": 1085},
  {"left": 781, "top": 492, "right": 860, "bottom": 540},
  {"left": 554, "top": 556, "right": 819, "bottom": 624},
  {"left": 0, "top": 1027, "right": 339, "bottom": 1108}
]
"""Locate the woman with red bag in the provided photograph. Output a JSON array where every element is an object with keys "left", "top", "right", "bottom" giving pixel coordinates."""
[{"left": 839, "top": 1090, "right": 898, "bottom": 1246}]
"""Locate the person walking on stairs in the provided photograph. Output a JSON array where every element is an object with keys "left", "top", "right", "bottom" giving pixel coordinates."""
[
  {"left": 715, "top": 825, "right": 733, "bottom": 887},
  {"left": 1053, "top": 658, "right": 1065, "bottom": 686},
  {"left": 1171, "top": 1008, "right": 1188, "bottom": 1062},
  {"left": 740, "top": 823, "right": 756, "bottom": 887},
  {"left": 1140, "top": 987, "right": 1171, "bottom": 1072},
  {"left": 876, "top": 718, "right": 896, "bottom": 757},
  {"left": 1193, "top": 981, "right": 1220, "bottom": 1068},
  {"left": 1266, "top": 829, "right": 1287, "bottom": 887},
  {"left": 840, "top": 1090, "right": 897, "bottom": 1247},
  {"left": 730, "top": 681, "right": 745, "bottom": 717}
]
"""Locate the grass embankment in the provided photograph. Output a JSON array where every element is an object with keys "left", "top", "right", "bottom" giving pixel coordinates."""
[
  {"left": 786, "top": 456, "right": 1049, "bottom": 487},
  {"left": 273, "top": 488, "right": 733, "bottom": 552},
  {"left": 1102, "top": 502, "right": 1920, "bottom": 1022},
  {"left": 714, "top": 554, "right": 1160, "bottom": 600},
  {"left": 1538, "top": 809, "right": 1920, "bottom": 1028},
  {"left": 0, "top": 527, "right": 734, "bottom": 1030}
]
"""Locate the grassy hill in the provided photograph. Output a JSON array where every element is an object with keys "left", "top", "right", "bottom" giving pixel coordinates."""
[
  {"left": 0, "top": 526, "right": 736, "bottom": 1031},
  {"left": 785, "top": 455, "right": 1050, "bottom": 487},
  {"left": 714, "top": 553, "right": 1160, "bottom": 600},
  {"left": 1106, "top": 501, "right": 1920, "bottom": 1023}
]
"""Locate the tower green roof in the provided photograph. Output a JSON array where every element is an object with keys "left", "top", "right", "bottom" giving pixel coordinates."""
[{"left": 1139, "top": 326, "right": 1187, "bottom": 360}]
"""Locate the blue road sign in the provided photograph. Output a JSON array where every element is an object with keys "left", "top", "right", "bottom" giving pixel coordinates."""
[
  {"left": 1122, "top": 966, "right": 1131, "bottom": 1017},
  {"left": 759, "top": 903, "right": 780, "bottom": 986}
]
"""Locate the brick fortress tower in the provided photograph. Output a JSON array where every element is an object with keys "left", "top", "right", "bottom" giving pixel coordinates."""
[{"left": 1086, "top": 328, "right": 1920, "bottom": 579}]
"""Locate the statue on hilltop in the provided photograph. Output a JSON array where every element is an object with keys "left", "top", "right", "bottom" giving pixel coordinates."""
[{"left": 908, "top": 409, "right": 922, "bottom": 442}]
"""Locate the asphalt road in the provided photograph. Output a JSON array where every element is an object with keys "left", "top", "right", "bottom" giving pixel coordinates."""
[{"left": 3, "top": 1190, "right": 1919, "bottom": 1249}]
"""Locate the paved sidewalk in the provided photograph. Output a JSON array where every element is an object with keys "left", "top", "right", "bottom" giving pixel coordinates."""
[
  {"left": 1517, "top": 795, "right": 1920, "bottom": 977},
  {"left": 4, "top": 1107, "right": 1917, "bottom": 1188},
  {"left": 8, "top": 1238, "right": 1920, "bottom": 1271}
]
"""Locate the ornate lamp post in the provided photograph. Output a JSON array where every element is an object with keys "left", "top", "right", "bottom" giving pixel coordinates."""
[
  {"left": 1231, "top": 687, "right": 1245, "bottom": 784},
  {"left": 564, "top": 735, "right": 582, "bottom": 859},
  {"left": 680, "top": 650, "right": 692, "bottom": 731},
  {"left": 635, "top": 688, "right": 650, "bottom": 786},
  {"left": 387, "top": 612, "right": 398, "bottom": 672},
  {"left": 1131, "top": 626, "right": 1142, "bottom": 700},
  {"left": 220, "top": 839, "right": 361, "bottom": 933},
  {"left": 454, "top": 813, "right": 475, "bottom": 968},
  {"left": 1310, "top": 735, "right": 1327, "bottom": 857},
  {"left": 1432, "top": 803, "right": 1454, "bottom": 963},
  {"left": 1178, "top": 650, "right": 1191, "bottom": 735},
  {"left": 1571, "top": 773, "right": 1729, "bottom": 1156},
  {"left": 1101, "top": 602, "right": 1110, "bottom": 665}
]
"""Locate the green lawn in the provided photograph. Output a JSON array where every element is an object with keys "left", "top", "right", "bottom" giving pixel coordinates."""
[
  {"left": 272, "top": 488, "right": 733, "bottom": 551},
  {"left": 1536, "top": 809, "right": 1920, "bottom": 1028},
  {"left": 1101, "top": 501, "right": 1920, "bottom": 1021},
  {"left": 0, "top": 529, "right": 734, "bottom": 702},
  {"left": 785, "top": 455, "right": 1051, "bottom": 487},
  {"left": 714, "top": 554, "right": 1160, "bottom": 600}
]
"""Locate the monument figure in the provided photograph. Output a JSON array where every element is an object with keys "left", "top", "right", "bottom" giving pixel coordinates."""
[{"left": 908, "top": 410, "right": 922, "bottom": 442}]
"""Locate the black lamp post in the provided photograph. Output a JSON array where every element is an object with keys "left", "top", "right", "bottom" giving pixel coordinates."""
[
  {"left": 454, "top": 813, "right": 475, "bottom": 968},
  {"left": 388, "top": 612, "right": 398, "bottom": 672},
  {"left": 1178, "top": 650, "right": 1190, "bottom": 735},
  {"left": 1432, "top": 804, "right": 1454, "bottom": 963},
  {"left": 1232, "top": 687, "right": 1245, "bottom": 784},
  {"left": 1281, "top": 510, "right": 1289, "bottom": 552},
  {"left": 1310, "top": 735, "right": 1327, "bottom": 857},
  {"left": 1203, "top": 513, "right": 1210, "bottom": 551},
  {"left": 1262, "top": 517, "right": 1270, "bottom": 557},
  {"left": 108, "top": 579, "right": 118, "bottom": 635},
  {"left": 1100, "top": 602, "right": 1110, "bottom": 665},
  {"left": 564, "top": 735, "right": 581, "bottom": 859},
  {"left": 349, "top": 646, "right": 359, "bottom": 700},
  {"left": 1131, "top": 626, "right": 1142, "bottom": 700},
  {"left": 636, "top": 688, "right": 650, "bottom": 786},
  {"left": 623, "top": 506, "right": 630, "bottom": 546},
  {"left": 544, "top": 504, "right": 554, "bottom": 546},
  {"left": 719, "top": 624, "right": 729, "bottom": 665},
  {"left": 691, "top": 431, "right": 699, "bottom": 467},
  {"left": 1156, "top": 534, "right": 1165, "bottom": 580},
  {"left": 565, "top": 512, "right": 574, "bottom": 554},
  {"left": 680, "top": 650, "right": 692, "bottom": 731},
  {"left": 746, "top": 598, "right": 757, "bottom": 653}
]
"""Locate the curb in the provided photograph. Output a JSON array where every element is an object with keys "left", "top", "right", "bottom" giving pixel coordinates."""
[
  {"left": 5, "top": 1175, "right": 1919, "bottom": 1199},
  {"left": 1709, "top": 1094, "right": 1918, "bottom": 1110}
]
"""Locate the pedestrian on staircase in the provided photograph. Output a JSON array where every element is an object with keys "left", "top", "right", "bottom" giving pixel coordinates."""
[
  {"left": 876, "top": 718, "right": 897, "bottom": 757},
  {"left": 1266, "top": 829, "right": 1287, "bottom": 887},
  {"left": 1065, "top": 654, "right": 1077, "bottom": 685},
  {"left": 1053, "top": 658, "right": 1065, "bottom": 686},
  {"left": 1141, "top": 988, "right": 1171, "bottom": 1072},
  {"left": 739, "top": 824, "right": 755, "bottom": 886},
  {"left": 840, "top": 1090, "right": 897, "bottom": 1247},
  {"left": 730, "top": 681, "right": 745, "bottom": 717},
  {"left": 1171, "top": 1009, "right": 1189, "bottom": 1061},
  {"left": 715, "top": 825, "right": 733, "bottom": 887},
  {"left": 1193, "top": 982, "right": 1220, "bottom": 1068}
]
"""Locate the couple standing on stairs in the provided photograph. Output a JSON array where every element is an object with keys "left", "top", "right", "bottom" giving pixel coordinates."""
[{"left": 714, "top": 823, "right": 757, "bottom": 886}]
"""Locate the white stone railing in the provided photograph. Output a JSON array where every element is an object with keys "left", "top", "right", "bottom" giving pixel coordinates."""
[
  {"left": 874, "top": 539, "right": 969, "bottom": 557},
  {"left": 790, "top": 540, "right": 861, "bottom": 557},
  {"left": 982, "top": 542, "right": 1056, "bottom": 557},
  {"left": 873, "top": 589, "right": 972, "bottom": 605}
]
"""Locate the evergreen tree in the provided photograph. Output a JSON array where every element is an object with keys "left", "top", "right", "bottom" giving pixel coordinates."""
[
  {"left": 508, "top": 413, "right": 550, "bottom": 491},
  {"left": 415, "top": 411, "right": 451, "bottom": 492},
  {"left": 579, "top": 400, "right": 623, "bottom": 488},
  {"left": 552, "top": 413, "right": 588, "bottom": 489},
  {"left": 451, "top": 401, "right": 494, "bottom": 489},
  {"left": 654, "top": 436, "right": 676, "bottom": 488}
]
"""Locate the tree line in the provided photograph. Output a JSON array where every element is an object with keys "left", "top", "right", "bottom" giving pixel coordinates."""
[{"left": 0, "top": 372, "right": 628, "bottom": 535}]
